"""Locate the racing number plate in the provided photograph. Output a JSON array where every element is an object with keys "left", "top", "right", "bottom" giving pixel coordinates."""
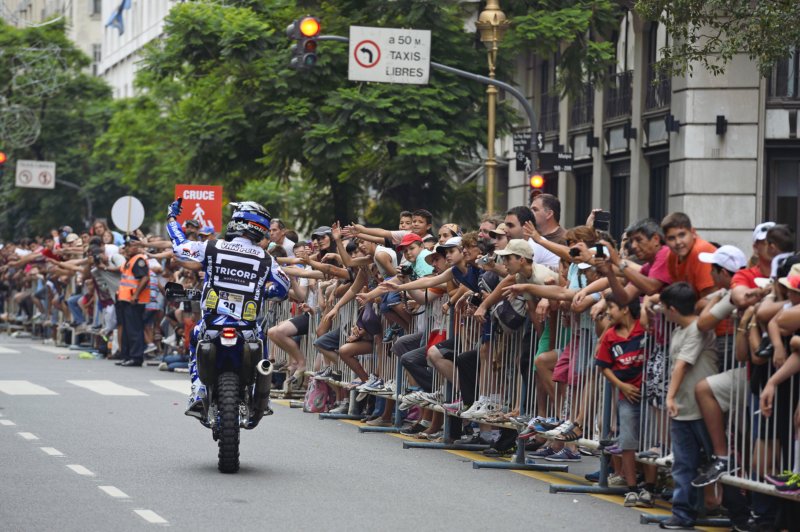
[{"left": 217, "top": 292, "right": 244, "bottom": 319}]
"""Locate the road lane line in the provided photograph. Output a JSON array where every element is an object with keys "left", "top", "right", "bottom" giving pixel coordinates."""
[
  {"left": 150, "top": 380, "right": 190, "bottom": 394},
  {"left": 133, "top": 510, "right": 168, "bottom": 524},
  {"left": 17, "top": 432, "right": 38, "bottom": 440},
  {"left": 41, "top": 447, "right": 64, "bottom": 456},
  {"left": 68, "top": 380, "right": 147, "bottom": 396},
  {"left": 0, "top": 346, "right": 20, "bottom": 354},
  {"left": 66, "top": 464, "right": 94, "bottom": 476},
  {"left": 99, "top": 486, "right": 130, "bottom": 499},
  {"left": 0, "top": 380, "right": 58, "bottom": 395},
  {"left": 0, "top": 419, "right": 16, "bottom": 426}
]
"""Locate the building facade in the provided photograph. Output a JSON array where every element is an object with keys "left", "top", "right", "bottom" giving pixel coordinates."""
[{"left": 495, "top": 10, "right": 800, "bottom": 252}]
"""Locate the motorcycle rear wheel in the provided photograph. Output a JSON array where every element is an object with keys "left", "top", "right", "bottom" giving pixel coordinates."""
[{"left": 217, "top": 372, "right": 241, "bottom": 473}]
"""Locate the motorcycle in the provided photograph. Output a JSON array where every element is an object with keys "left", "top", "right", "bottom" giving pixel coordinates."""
[{"left": 165, "top": 282, "right": 273, "bottom": 474}]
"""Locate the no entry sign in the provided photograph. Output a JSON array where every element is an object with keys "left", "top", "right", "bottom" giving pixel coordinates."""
[
  {"left": 174, "top": 184, "right": 223, "bottom": 233},
  {"left": 348, "top": 26, "right": 431, "bottom": 85}
]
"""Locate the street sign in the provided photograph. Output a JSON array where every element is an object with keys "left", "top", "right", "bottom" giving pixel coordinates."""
[
  {"left": 174, "top": 184, "right": 223, "bottom": 233},
  {"left": 15, "top": 160, "right": 55, "bottom": 189},
  {"left": 111, "top": 196, "right": 145, "bottom": 233},
  {"left": 536, "top": 131, "right": 544, "bottom": 151},
  {"left": 515, "top": 152, "right": 530, "bottom": 172},
  {"left": 348, "top": 26, "right": 431, "bottom": 85},
  {"left": 538, "top": 152, "right": 574, "bottom": 172},
  {"left": 512, "top": 128, "right": 532, "bottom": 151}
]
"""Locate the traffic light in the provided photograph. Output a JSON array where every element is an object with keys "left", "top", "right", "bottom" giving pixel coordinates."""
[
  {"left": 529, "top": 173, "right": 545, "bottom": 189},
  {"left": 286, "top": 16, "right": 321, "bottom": 69},
  {"left": 0, "top": 151, "right": 6, "bottom": 179}
]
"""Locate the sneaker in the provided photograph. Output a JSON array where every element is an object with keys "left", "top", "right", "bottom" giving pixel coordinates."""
[
  {"left": 144, "top": 343, "right": 157, "bottom": 354},
  {"left": 365, "top": 417, "right": 392, "bottom": 427},
  {"left": 425, "top": 430, "right": 443, "bottom": 441},
  {"left": 691, "top": 457, "right": 734, "bottom": 487},
  {"left": 329, "top": 402, "right": 350, "bottom": 414},
  {"left": 544, "top": 448, "right": 581, "bottom": 462},
  {"left": 416, "top": 390, "right": 444, "bottom": 406},
  {"left": 362, "top": 378, "right": 385, "bottom": 392},
  {"left": 608, "top": 474, "right": 627, "bottom": 487},
  {"left": 442, "top": 400, "right": 463, "bottom": 414},
  {"left": 636, "top": 489, "right": 654, "bottom": 508},
  {"left": 604, "top": 444, "right": 623, "bottom": 455},
  {"left": 658, "top": 516, "right": 695, "bottom": 530},
  {"left": 400, "top": 422, "right": 430, "bottom": 435},
  {"left": 461, "top": 401, "right": 502, "bottom": 420},
  {"left": 527, "top": 446, "right": 556, "bottom": 459},
  {"left": 460, "top": 398, "right": 487, "bottom": 418},
  {"left": 356, "top": 374, "right": 379, "bottom": 391},
  {"left": 158, "top": 362, "right": 169, "bottom": 371},
  {"left": 585, "top": 470, "right": 600, "bottom": 483},
  {"left": 624, "top": 491, "right": 639, "bottom": 507},
  {"left": 314, "top": 366, "right": 334, "bottom": 380}
]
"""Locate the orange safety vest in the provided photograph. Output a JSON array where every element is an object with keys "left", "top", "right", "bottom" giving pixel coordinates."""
[{"left": 117, "top": 254, "right": 151, "bottom": 304}]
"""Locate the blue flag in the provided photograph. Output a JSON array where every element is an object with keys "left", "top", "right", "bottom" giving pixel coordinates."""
[{"left": 105, "top": 0, "right": 131, "bottom": 35}]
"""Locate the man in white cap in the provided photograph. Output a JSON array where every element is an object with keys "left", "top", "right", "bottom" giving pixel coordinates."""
[{"left": 730, "top": 222, "right": 785, "bottom": 307}]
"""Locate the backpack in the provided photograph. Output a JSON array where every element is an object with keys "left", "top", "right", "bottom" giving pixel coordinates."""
[
  {"left": 491, "top": 296, "right": 527, "bottom": 332},
  {"left": 303, "top": 378, "right": 336, "bottom": 413}
]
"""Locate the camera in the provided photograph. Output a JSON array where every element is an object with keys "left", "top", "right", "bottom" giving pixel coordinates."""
[
  {"left": 468, "top": 293, "right": 483, "bottom": 307},
  {"left": 477, "top": 254, "right": 495, "bottom": 266},
  {"left": 595, "top": 244, "right": 605, "bottom": 258},
  {"left": 399, "top": 264, "right": 414, "bottom": 277},
  {"left": 569, "top": 248, "right": 581, "bottom": 258}
]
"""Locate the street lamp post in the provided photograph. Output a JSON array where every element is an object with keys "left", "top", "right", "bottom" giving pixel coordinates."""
[{"left": 476, "top": 0, "right": 509, "bottom": 215}]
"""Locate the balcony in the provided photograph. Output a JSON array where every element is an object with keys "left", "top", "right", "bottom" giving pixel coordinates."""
[
  {"left": 645, "top": 65, "right": 671, "bottom": 111},
  {"left": 569, "top": 83, "right": 594, "bottom": 128},
  {"left": 604, "top": 71, "right": 633, "bottom": 120},
  {"left": 539, "top": 92, "right": 560, "bottom": 132}
]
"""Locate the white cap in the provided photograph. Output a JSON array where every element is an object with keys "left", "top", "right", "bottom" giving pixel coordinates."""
[
  {"left": 435, "top": 236, "right": 462, "bottom": 255},
  {"left": 753, "top": 222, "right": 776, "bottom": 243},
  {"left": 698, "top": 245, "right": 748, "bottom": 273}
]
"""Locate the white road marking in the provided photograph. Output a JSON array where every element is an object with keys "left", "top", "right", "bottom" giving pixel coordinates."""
[
  {"left": 150, "top": 380, "right": 190, "bottom": 394},
  {"left": 133, "top": 510, "right": 168, "bottom": 524},
  {"left": 0, "top": 419, "right": 16, "bottom": 426},
  {"left": 68, "top": 380, "right": 147, "bottom": 396},
  {"left": 0, "top": 380, "right": 58, "bottom": 395},
  {"left": 99, "top": 486, "right": 130, "bottom": 499},
  {"left": 17, "top": 432, "right": 38, "bottom": 440},
  {"left": 0, "top": 346, "right": 20, "bottom": 354},
  {"left": 66, "top": 464, "right": 94, "bottom": 476},
  {"left": 32, "top": 345, "right": 74, "bottom": 355},
  {"left": 41, "top": 447, "right": 64, "bottom": 456}
]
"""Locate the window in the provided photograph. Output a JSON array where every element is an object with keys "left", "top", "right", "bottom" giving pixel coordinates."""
[
  {"left": 92, "top": 0, "right": 102, "bottom": 15},
  {"left": 766, "top": 155, "right": 800, "bottom": 248},
  {"left": 573, "top": 170, "right": 592, "bottom": 227},
  {"left": 610, "top": 160, "right": 630, "bottom": 239},
  {"left": 768, "top": 48, "right": 799, "bottom": 100},
  {"left": 648, "top": 154, "right": 669, "bottom": 222}
]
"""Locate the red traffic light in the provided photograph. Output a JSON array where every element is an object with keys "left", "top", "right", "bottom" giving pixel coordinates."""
[
  {"left": 529, "top": 173, "right": 545, "bottom": 189},
  {"left": 299, "top": 17, "right": 320, "bottom": 38},
  {"left": 0, "top": 151, "right": 6, "bottom": 164}
]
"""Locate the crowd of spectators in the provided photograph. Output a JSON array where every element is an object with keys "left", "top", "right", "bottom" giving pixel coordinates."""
[{"left": 3, "top": 193, "right": 800, "bottom": 531}]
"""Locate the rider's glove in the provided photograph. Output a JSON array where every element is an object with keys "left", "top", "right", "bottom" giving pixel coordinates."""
[{"left": 167, "top": 198, "right": 183, "bottom": 219}]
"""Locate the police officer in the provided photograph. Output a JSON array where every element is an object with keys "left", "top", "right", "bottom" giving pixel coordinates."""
[
  {"left": 166, "top": 199, "right": 289, "bottom": 417},
  {"left": 116, "top": 237, "right": 150, "bottom": 367}
]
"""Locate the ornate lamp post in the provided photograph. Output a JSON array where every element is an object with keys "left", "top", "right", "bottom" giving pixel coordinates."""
[{"left": 475, "top": 0, "right": 509, "bottom": 215}]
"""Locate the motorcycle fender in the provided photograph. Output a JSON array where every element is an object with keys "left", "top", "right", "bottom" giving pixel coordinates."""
[{"left": 196, "top": 342, "right": 217, "bottom": 385}]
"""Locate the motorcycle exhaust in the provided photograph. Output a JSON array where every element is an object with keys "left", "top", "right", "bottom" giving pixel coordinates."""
[{"left": 247, "top": 360, "right": 273, "bottom": 429}]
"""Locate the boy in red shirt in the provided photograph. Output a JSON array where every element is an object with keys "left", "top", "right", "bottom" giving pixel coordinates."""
[
  {"left": 595, "top": 294, "right": 657, "bottom": 507},
  {"left": 661, "top": 212, "right": 715, "bottom": 301}
]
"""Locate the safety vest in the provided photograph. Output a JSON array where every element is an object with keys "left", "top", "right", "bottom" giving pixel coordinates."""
[{"left": 118, "top": 254, "right": 151, "bottom": 304}]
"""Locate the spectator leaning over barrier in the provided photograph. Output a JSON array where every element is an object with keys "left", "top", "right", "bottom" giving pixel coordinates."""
[
  {"left": 661, "top": 212, "right": 716, "bottom": 302},
  {"left": 503, "top": 206, "right": 560, "bottom": 270},
  {"left": 530, "top": 193, "right": 567, "bottom": 245},
  {"left": 345, "top": 208, "right": 433, "bottom": 247},
  {"left": 269, "top": 218, "right": 295, "bottom": 258},
  {"left": 660, "top": 281, "right": 722, "bottom": 530}
]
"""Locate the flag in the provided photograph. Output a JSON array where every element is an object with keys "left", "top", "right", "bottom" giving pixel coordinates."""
[{"left": 105, "top": 0, "right": 132, "bottom": 35}]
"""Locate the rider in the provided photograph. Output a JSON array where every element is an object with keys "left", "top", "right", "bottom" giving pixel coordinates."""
[{"left": 166, "top": 198, "right": 290, "bottom": 418}]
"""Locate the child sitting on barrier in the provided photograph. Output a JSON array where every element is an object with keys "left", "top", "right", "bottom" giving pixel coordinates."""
[{"left": 594, "top": 293, "right": 657, "bottom": 508}]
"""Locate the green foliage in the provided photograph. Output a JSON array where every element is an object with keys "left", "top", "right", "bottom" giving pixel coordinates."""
[
  {"left": 93, "top": 0, "right": 513, "bottom": 232},
  {"left": 636, "top": 0, "right": 800, "bottom": 77},
  {"left": 0, "top": 19, "right": 115, "bottom": 238},
  {"left": 503, "top": 0, "right": 624, "bottom": 96}
]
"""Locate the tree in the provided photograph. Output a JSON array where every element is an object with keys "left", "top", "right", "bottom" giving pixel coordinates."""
[
  {"left": 94, "top": 0, "right": 517, "bottom": 231},
  {"left": 0, "top": 19, "right": 116, "bottom": 238},
  {"left": 635, "top": 0, "right": 800, "bottom": 76}
]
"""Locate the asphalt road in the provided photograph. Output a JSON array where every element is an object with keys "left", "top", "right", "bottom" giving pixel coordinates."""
[{"left": 0, "top": 336, "right": 668, "bottom": 532}]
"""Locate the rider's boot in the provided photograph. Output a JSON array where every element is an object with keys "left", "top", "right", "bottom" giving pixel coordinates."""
[{"left": 185, "top": 382, "right": 207, "bottom": 419}]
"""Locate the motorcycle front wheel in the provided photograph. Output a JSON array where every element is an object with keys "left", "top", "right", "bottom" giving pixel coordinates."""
[{"left": 216, "top": 372, "right": 241, "bottom": 473}]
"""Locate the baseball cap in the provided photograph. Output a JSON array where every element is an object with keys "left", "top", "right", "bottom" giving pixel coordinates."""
[
  {"left": 396, "top": 233, "right": 423, "bottom": 251},
  {"left": 435, "top": 236, "right": 462, "bottom": 255},
  {"left": 422, "top": 234, "right": 437, "bottom": 243},
  {"left": 698, "top": 245, "right": 747, "bottom": 273},
  {"left": 312, "top": 226, "right": 332, "bottom": 237},
  {"left": 424, "top": 250, "right": 443, "bottom": 265},
  {"left": 441, "top": 223, "right": 462, "bottom": 237},
  {"left": 489, "top": 223, "right": 508, "bottom": 238},
  {"left": 778, "top": 264, "right": 800, "bottom": 293},
  {"left": 184, "top": 219, "right": 201, "bottom": 228},
  {"left": 64, "top": 233, "right": 80, "bottom": 244},
  {"left": 198, "top": 226, "right": 214, "bottom": 235},
  {"left": 753, "top": 222, "right": 776, "bottom": 243},
  {"left": 494, "top": 239, "right": 533, "bottom": 261}
]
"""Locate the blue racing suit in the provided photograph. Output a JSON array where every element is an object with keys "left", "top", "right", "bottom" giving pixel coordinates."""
[{"left": 167, "top": 219, "right": 289, "bottom": 399}]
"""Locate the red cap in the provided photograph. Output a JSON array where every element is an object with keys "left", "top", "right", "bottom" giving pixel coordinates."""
[{"left": 396, "top": 233, "right": 423, "bottom": 251}]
